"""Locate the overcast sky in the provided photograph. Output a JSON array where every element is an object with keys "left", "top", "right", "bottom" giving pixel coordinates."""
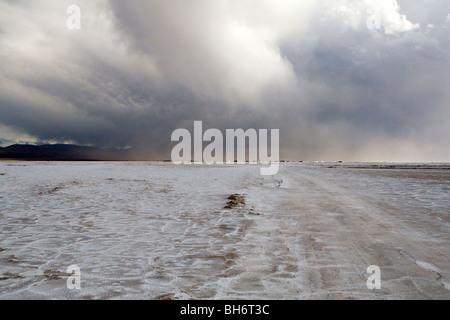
[{"left": 0, "top": 0, "right": 449, "bottom": 161}]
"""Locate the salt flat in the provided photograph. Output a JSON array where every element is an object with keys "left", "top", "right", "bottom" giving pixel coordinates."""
[{"left": 0, "top": 161, "right": 449, "bottom": 299}]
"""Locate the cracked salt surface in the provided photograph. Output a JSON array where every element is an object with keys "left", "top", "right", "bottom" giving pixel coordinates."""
[{"left": 0, "top": 161, "right": 449, "bottom": 299}]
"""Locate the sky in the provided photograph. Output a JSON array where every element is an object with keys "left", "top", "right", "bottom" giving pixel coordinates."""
[{"left": 0, "top": 0, "right": 449, "bottom": 161}]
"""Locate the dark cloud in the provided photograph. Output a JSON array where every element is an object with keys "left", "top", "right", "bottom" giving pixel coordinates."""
[{"left": 0, "top": 0, "right": 449, "bottom": 161}]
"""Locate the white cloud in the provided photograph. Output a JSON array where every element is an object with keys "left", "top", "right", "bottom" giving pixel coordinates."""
[{"left": 320, "top": 0, "right": 419, "bottom": 34}]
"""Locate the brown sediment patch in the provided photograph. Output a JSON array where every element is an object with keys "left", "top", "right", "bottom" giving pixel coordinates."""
[
  {"left": 44, "top": 270, "right": 71, "bottom": 280},
  {"left": 224, "top": 252, "right": 238, "bottom": 260},
  {"left": 218, "top": 224, "right": 235, "bottom": 232},
  {"left": 48, "top": 186, "right": 62, "bottom": 194},
  {"left": 1, "top": 255, "right": 20, "bottom": 264},
  {"left": 276, "top": 179, "right": 283, "bottom": 187},
  {"left": 248, "top": 208, "right": 261, "bottom": 216},
  {"left": 218, "top": 267, "right": 244, "bottom": 278},
  {"left": 155, "top": 293, "right": 175, "bottom": 300},
  {"left": 224, "top": 251, "right": 239, "bottom": 268},
  {"left": 0, "top": 272, "right": 24, "bottom": 281},
  {"left": 16, "top": 217, "right": 37, "bottom": 223},
  {"left": 39, "top": 185, "right": 63, "bottom": 195},
  {"left": 183, "top": 254, "right": 226, "bottom": 263},
  {"left": 224, "top": 260, "right": 235, "bottom": 268},
  {"left": 307, "top": 235, "right": 325, "bottom": 251},
  {"left": 284, "top": 264, "right": 299, "bottom": 273},
  {"left": 82, "top": 221, "right": 94, "bottom": 228},
  {"left": 203, "top": 254, "right": 226, "bottom": 261},
  {"left": 224, "top": 194, "right": 246, "bottom": 209}
]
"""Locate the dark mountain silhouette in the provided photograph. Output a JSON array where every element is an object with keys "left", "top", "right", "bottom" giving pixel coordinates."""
[{"left": 0, "top": 144, "right": 141, "bottom": 161}]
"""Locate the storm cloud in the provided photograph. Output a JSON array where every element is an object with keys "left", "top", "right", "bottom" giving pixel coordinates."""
[{"left": 0, "top": 0, "right": 449, "bottom": 161}]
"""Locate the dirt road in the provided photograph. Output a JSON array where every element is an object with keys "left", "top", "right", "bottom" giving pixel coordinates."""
[{"left": 234, "top": 164, "right": 450, "bottom": 299}]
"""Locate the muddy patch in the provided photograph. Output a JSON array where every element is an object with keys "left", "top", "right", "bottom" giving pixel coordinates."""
[
  {"left": 155, "top": 293, "right": 175, "bottom": 300},
  {"left": 44, "top": 270, "right": 71, "bottom": 280},
  {"left": 0, "top": 254, "right": 20, "bottom": 264},
  {"left": 0, "top": 272, "right": 24, "bottom": 281},
  {"left": 224, "top": 194, "right": 246, "bottom": 209},
  {"left": 38, "top": 185, "right": 64, "bottom": 195}
]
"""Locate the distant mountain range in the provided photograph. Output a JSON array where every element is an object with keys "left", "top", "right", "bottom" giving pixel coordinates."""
[{"left": 0, "top": 144, "right": 143, "bottom": 161}]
